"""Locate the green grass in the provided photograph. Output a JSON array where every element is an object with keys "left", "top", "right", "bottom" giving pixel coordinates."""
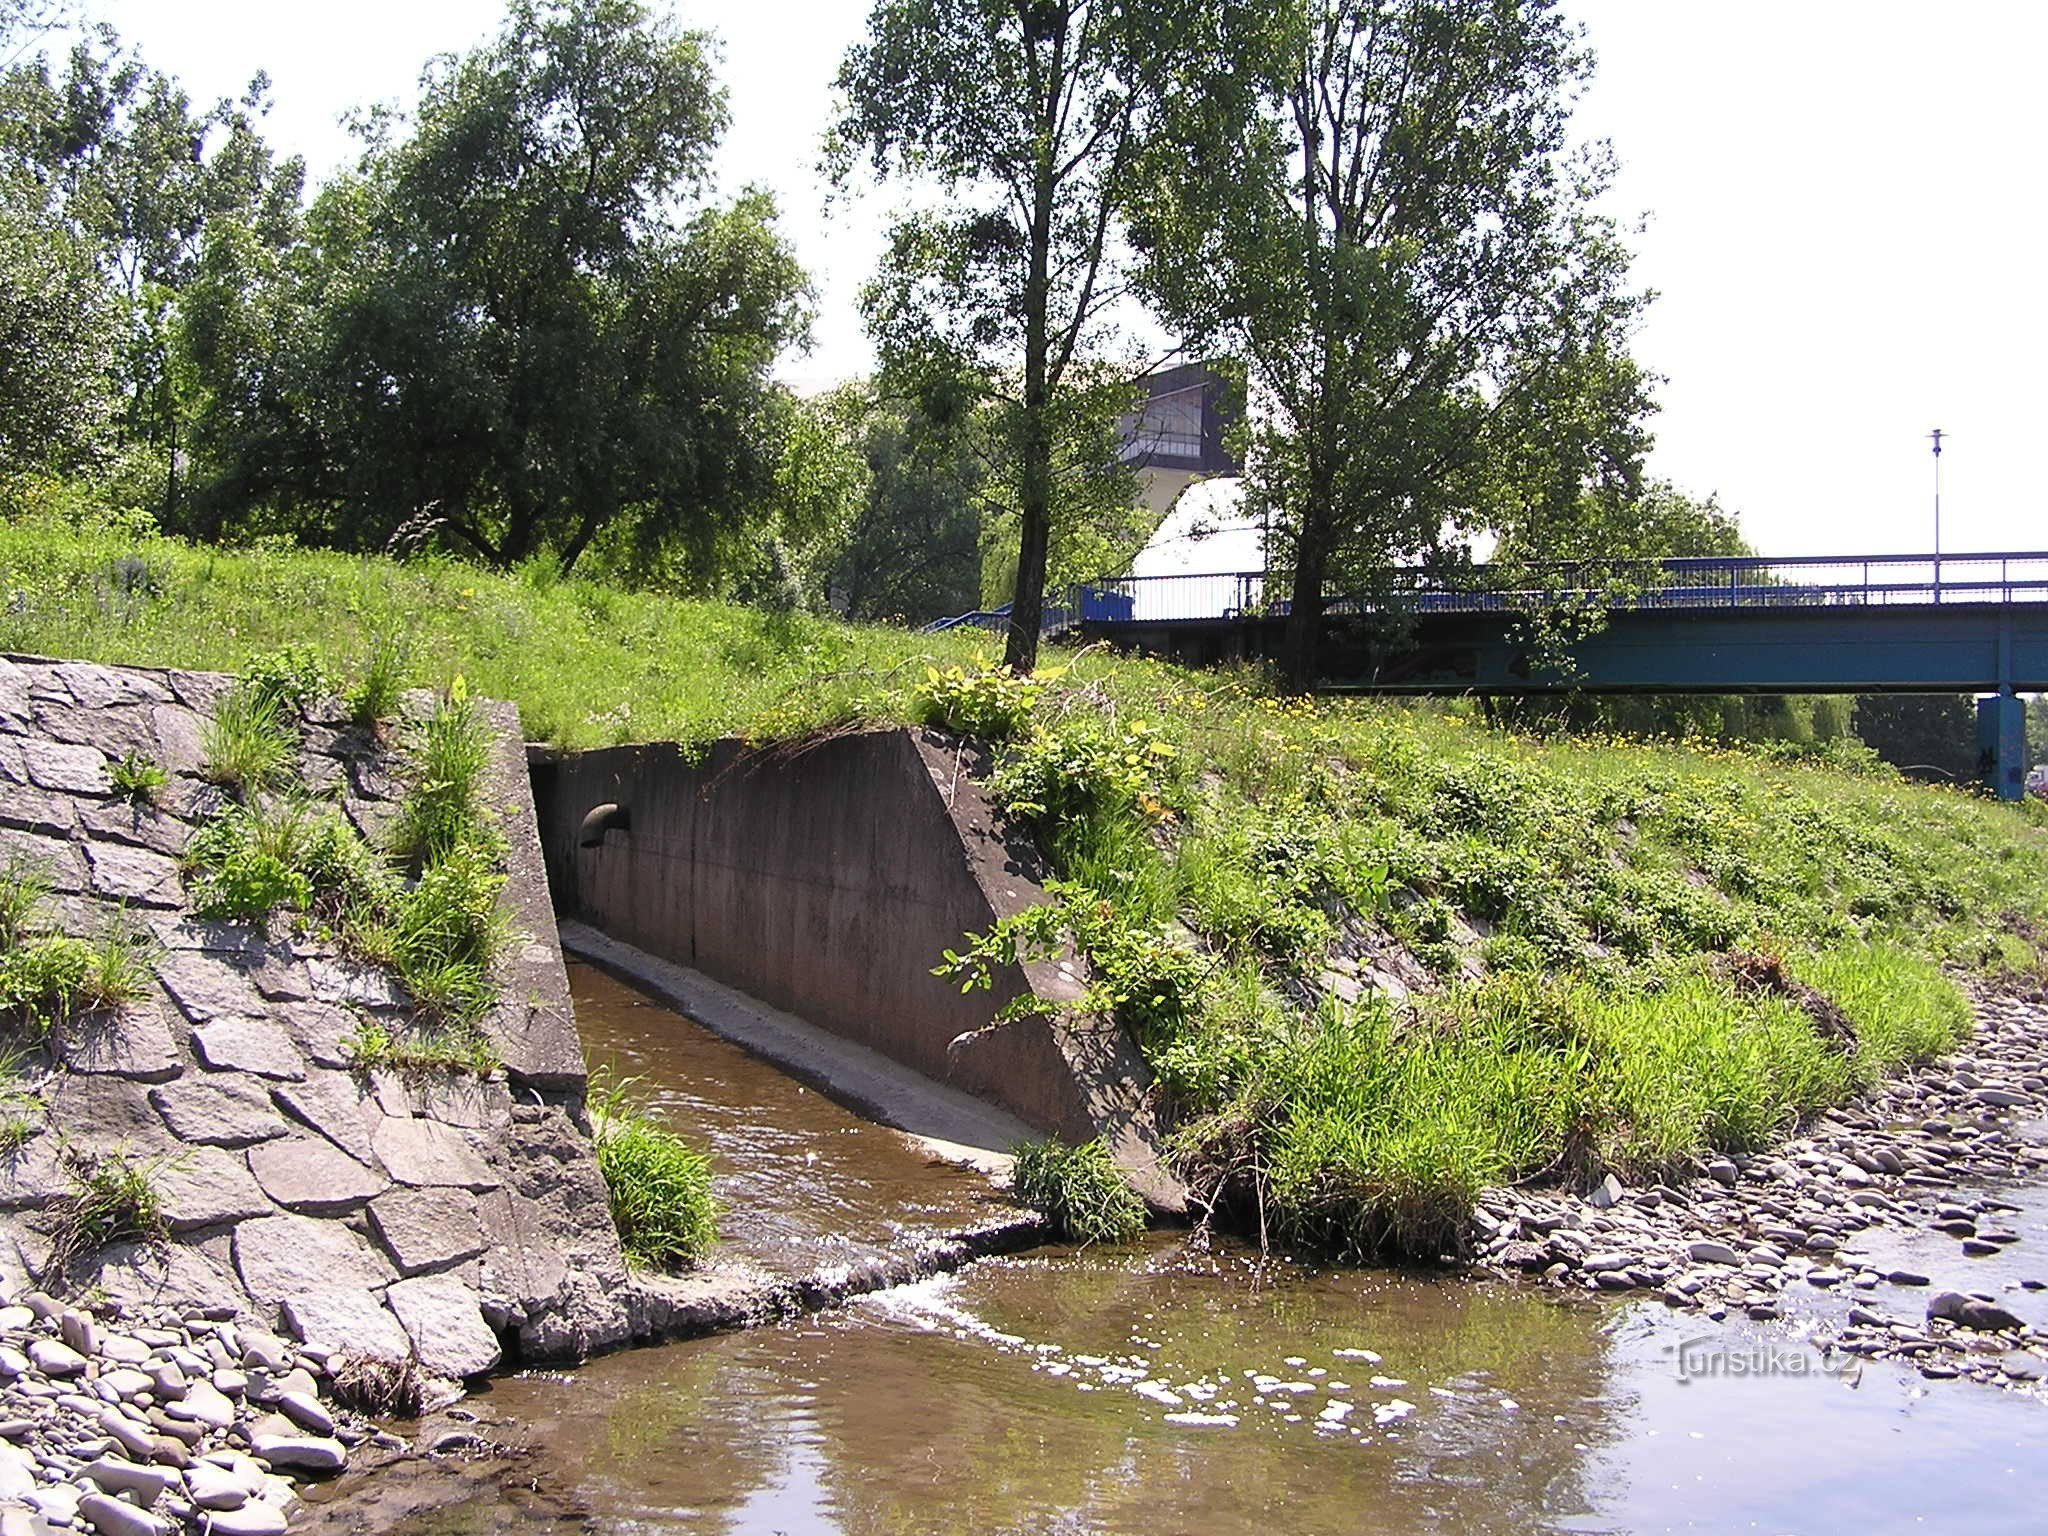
[
  {"left": 48, "top": 1150, "right": 169, "bottom": 1271},
  {"left": 1010, "top": 1138, "right": 1149, "bottom": 1246},
  {"left": 0, "top": 515, "right": 982, "bottom": 751},
  {"left": 591, "top": 1074, "right": 718, "bottom": 1271},
  {"left": 199, "top": 682, "right": 298, "bottom": 794},
  {"left": 0, "top": 859, "right": 154, "bottom": 1037},
  {"left": 8, "top": 512, "right": 2048, "bottom": 1262}
]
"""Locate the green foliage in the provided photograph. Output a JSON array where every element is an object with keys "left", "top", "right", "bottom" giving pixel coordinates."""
[
  {"left": 1135, "top": 0, "right": 1652, "bottom": 687},
  {"left": 0, "top": 857, "right": 49, "bottom": 952},
  {"left": 989, "top": 717, "right": 1178, "bottom": 836},
  {"left": 340, "top": 1017, "right": 499, "bottom": 1077},
  {"left": 49, "top": 1151, "right": 169, "bottom": 1270},
  {"left": 287, "top": 0, "right": 806, "bottom": 574},
  {"left": 592, "top": 1072, "right": 718, "bottom": 1270},
  {"left": 185, "top": 806, "right": 315, "bottom": 924},
  {"left": 913, "top": 662, "right": 1049, "bottom": 742},
  {"left": 1010, "top": 1139, "right": 1147, "bottom": 1247},
  {"left": 198, "top": 682, "right": 298, "bottom": 794},
  {"left": 0, "top": 863, "right": 153, "bottom": 1036},
  {"left": 0, "top": 203, "right": 118, "bottom": 477},
  {"left": 108, "top": 749, "right": 168, "bottom": 803},
  {"left": 345, "top": 634, "right": 409, "bottom": 729},
  {"left": 388, "top": 684, "right": 498, "bottom": 867},
  {"left": 832, "top": 0, "right": 1220, "bottom": 666}
]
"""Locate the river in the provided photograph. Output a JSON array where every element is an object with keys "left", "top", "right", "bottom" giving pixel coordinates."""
[{"left": 302, "top": 962, "right": 2048, "bottom": 1535}]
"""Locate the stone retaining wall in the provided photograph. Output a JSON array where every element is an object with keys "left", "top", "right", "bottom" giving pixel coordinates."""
[{"left": 0, "top": 655, "right": 632, "bottom": 1383}]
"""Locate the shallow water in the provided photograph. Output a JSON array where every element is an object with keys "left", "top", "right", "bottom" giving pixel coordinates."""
[
  {"left": 312, "top": 967, "right": 2048, "bottom": 1536},
  {"left": 567, "top": 958, "right": 1013, "bottom": 1273}
]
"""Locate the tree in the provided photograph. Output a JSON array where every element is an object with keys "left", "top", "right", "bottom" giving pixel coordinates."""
[
  {"left": 830, "top": 389, "right": 986, "bottom": 624},
  {"left": 300, "top": 0, "right": 809, "bottom": 571},
  {"left": 1854, "top": 695, "right": 1978, "bottom": 785},
  {"left": 0, "top": 200, "right": 116, "bottom": 475},
  {"left": 833, "top": 0, "right": 1225, "bottom": 670},
  {"left": 2028, "top": 693, "right": 2047, "bottom": 770},
  {"left": 1137, "top": 0, "right": 1653, "bottom": 688},
  {"left": 1, "top": 24, "right": 304, "bottom": 522}
]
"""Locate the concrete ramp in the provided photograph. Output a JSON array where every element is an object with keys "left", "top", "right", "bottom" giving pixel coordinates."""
[{"left": 530, "top": 729, "right": 1185, "bottom": 1211}]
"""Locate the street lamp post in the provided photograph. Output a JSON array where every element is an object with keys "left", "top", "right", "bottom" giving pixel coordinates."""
[{"left": 1930, "top": 427, "right": 1944, "bottom": 602}]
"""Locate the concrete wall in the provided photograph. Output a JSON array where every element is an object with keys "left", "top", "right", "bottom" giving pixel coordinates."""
[{"left": 531, "top": 729, "right": 1183, "bottom": 1208}]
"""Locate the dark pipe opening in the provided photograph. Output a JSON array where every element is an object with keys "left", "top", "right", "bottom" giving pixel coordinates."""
[{"left": 578, "top": 803, "right": 630, "bottom": 848}]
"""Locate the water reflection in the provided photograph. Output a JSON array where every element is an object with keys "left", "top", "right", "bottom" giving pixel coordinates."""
[{"left": 303, "top": 965, "right": 2048, "bottom": 1536}]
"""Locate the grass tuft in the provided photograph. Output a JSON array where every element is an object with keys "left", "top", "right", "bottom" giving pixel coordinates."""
[
  {"left": 1010, "top": 1138, "right": 1148, "bottom": 1246},
  {"left": 48, "top": 1150, "right": 169, "bottom": 1274},
  {"left": 591, "top": 1072, "right": 717, "bottom": 1271},
  {"left": 199, "top": 683, "right": 298, "bottom": 795}
]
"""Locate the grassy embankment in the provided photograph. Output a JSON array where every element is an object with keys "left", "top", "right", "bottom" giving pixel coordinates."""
[{"left": 8, "top": 515, "right": 2048, "bottom": 1261}]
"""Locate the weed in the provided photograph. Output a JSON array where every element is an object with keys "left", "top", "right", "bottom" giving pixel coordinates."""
[
  {"left": 108, "top": 749, "right": 168, "bottom": 804},
  {"left": 340, "top": 1017, "right": 500, "bottom": 1076},
  {"left": 1010, "top": 1139, "right": 1147, "bottom": 1246},
  {"left": 199, "top": 683, "right": 297, "bottom": 795},
  {"left": 914, "top": 662, "right": 1055, "bottom": 741},
  {"left": 48, "top": 1149, "right": 169, "bottom": 1273},
  {"left": 0, "top": 857, "right": 50, "bottom": 951},
  {"left": 326, "top": 1352, "right": 425, "bottom": 1416},
  {"left": 591, "top": 1072, "right": 717, "bottom": 1270},
  {"left": 0, "top": 917, "right": 153, "bottom": 1037},
  {"left": 185, "top": 808, "right": 314, "bottom": 925},
  {"left": 388, "top": 682, "right": 497, "bottom": 867},
  {"left": 345, "top": 634, "right": 410, "bottom": 730},
  {"left": 0, "top": 1115, "right": 36, "bottom": 1154},
  {"left": 239, "top": 645, "right": 329, "bottom": 720}
]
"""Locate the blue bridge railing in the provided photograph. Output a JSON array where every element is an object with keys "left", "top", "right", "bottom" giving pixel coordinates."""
[{"left": 1064, "top": 552, "right": 2048, "bottom": 626}]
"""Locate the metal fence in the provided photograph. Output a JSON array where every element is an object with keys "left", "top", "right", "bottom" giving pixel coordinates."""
[{"left": 1067, "top": 553, "right": 2048, "bottom": 625}]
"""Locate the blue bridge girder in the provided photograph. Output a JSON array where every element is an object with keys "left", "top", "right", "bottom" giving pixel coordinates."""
[{"left": 1065, "top": 552, "right": 2048, "bottom": 799}]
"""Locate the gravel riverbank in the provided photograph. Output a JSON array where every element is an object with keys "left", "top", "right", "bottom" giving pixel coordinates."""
[
  {"left": 1475, "top": 986, "right": 2048, "bottom": 1388},
  {"left": 0, "top": 1291, "right": 395, "bottom": 1535}
]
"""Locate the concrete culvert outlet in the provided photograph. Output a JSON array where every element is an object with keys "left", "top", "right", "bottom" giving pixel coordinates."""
[{"left": 579, "top": 802, "right": 631, "bottom": 847}]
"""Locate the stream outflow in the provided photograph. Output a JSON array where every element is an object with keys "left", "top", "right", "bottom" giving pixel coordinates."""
[{"left": 306, "top": 966, "right": 2048, "bottom": 1536}]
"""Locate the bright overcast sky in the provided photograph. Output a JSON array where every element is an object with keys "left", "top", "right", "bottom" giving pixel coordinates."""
[{"left": 75, "top": 0, "right": 2048, "bottom": 560}]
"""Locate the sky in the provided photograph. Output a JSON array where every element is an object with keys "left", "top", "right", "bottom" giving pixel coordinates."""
[{"left": 67, "top": 0, "right": 2048, "bottom": 561}]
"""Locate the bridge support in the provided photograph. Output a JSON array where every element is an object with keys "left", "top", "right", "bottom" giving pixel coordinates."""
[{"left": 1978, "top": 691, "right": 2027, "bottom": 801}]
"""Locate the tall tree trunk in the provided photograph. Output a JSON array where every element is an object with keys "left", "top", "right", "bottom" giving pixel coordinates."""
[
  {"left": 1005, "top": 69, "right": 1060, "bottom": 676},
  {"left": 1282, "top": 518, "right": 1328, "bottom": 694}
]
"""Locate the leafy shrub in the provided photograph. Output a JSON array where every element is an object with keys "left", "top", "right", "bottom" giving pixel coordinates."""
[
  {"left": 592, "top": 1074, "right": 717, "bottom": 1270},
  {"left": 938, "top": 879, "right": 1206, "bottom": 1048},
  {"left": 185, "top": 809, "right": 316, "bottom": 925},
  {"left": 239, "top": 645, "right": 329, "bottom": 720},
  {"left": 914, "top": 662, "right": 1052, "bottom": 741},
  {"left": 990, "top": 717, "right": 1178, "bottom": 834},
  {"left": 1010, "top": 1138, "right": 1147, "bottom": 1246}
]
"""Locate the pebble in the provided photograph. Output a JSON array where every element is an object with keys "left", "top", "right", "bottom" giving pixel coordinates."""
[
  {"left": 77, "top": 1491, "right": 173, "bottom": 1536},
  {"left": 25, "top": 1342, "right": 84, "bottom": 1378},
  {"left": 251, "top": 1433, "right": 347, "bottom": 1473}
]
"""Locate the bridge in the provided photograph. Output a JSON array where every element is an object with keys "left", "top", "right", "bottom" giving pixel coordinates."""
[{"left": 1042, "top": 552, "right": 2047, "bottom": 800}]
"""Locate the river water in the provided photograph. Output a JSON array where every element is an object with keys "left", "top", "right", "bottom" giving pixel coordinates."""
[{"left": 307, "top": 964, "right": 2048, "bottom": 1536}]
